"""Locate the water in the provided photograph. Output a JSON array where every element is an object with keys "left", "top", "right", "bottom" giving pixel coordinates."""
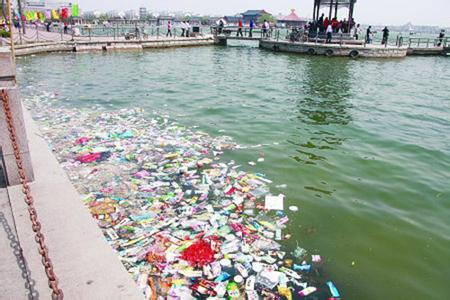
[{"left": 16, "top": 46, "right": 450, "bottom": 299}]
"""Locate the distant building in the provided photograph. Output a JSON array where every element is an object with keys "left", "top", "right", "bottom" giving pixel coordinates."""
[
  {"left": 224, "top": 15, "right": 242, "bottom": 25},
  {"left": 24, "top": 0, "right": 73, "bottom": 11},
  {"left": 124, "top": 10, "right": 138, "bottom": 20},
  {"left": 242, "top": 10, "right": 267, "bottom": 24},
  {"left": 277, "top": 9, "right": 306, "bottom": 28},
  {"left": 139, "top": 7, "right": 147, "bottom": 20}
]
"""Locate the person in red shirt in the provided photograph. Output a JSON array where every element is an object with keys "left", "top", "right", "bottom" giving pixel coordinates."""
[
  {"left": 237, "top": 19, "right": 243, "bottom": 37},
  {"left": 332, "top": 18, "right": 338, "bottom": 33},
  {"left": 324, "top": 17, "right": 329, "bottom": 29}
]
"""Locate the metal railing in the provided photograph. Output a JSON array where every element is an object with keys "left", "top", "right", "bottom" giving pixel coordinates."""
[{"left": 406, "top": 37, "right": 448, "bottom": 48}]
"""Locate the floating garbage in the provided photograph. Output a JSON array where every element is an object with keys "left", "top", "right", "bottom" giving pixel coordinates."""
[
  {"left": 23, "top": 93, "right": 339, "bottom": 299},
  {"left": 289, "top": 206, "right": 299, "bottom": 212}
]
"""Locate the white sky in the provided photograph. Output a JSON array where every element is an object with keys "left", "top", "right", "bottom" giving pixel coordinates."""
[{"left": 77, "top": 0, "right": 450, "bottom": 27}]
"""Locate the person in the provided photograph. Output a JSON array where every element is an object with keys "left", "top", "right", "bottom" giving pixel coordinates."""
[
  {"left": 264, "top": 20, "right": 270, "bottom": 38},
  {"left": 318, "top": 13, "right": 324, "bottom": 32},
  {"left": 262, "top": 19, "right": 268, "bottom": 37},
  {"left": 249, "top": 19, "right": 255, "bottom": 37},
  {"left": 181, "top": 21, "right": 186, "bottom": 37},
  {"left": 366, "top": 26, "right": 373, "bottom": 43},
  {"left": 185, "top": 21, "right": 191, "bottom": 38},
  {"left": 166, "top": 20, "right": 172, "bottom": 37},
  {"left": 46, "top": 21, "right": 52, "bottom": 32},
  {"left": 135, "top": 24, "right": 140, "bottom": 39},
  {"left": 218, "top": 19, "right": 224, "bottom": 34},
  {"left": 324, "top": 17, "right": 329, "bottom": 29},
  {"left": 437, "top": 29, "right": 445, "bottom": 46},
  {"left": 326, "top": 23, "right": 333, "bottom": 43},
  {"left": 63, "top": 22, "right": 68, "bottom": 34},
  {"left": 332, "top": 17, "right": 338, "bottom": 33},
  {"left": 381, "top": 26, "right": 389, "bottom": 45},
  {"left": 353, "top": 24, "right": 361, "bottom": 40},
  {"left": 237, "top": 19, "right": 243, "bottom": 37},
  {"left": 341, "top": 19, "right": 347, "bottom": 33}
]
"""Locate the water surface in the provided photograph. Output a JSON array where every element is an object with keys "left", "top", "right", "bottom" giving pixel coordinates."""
[{"left": 16, "top": 46, "right": 450, "bottom": 299}]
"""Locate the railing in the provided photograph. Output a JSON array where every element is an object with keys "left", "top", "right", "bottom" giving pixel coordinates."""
[
  {"left": 8, "top": 24, "right": 208, "bottom": 45},
  {"left": 406, "top": 37, "right": 448, "bottom": 48},
  {"left": 212, "top": 26, "right": 287, "bottom": 39}
]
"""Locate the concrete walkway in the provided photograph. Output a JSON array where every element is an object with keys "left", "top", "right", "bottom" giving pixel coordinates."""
[
  {"left": 0, "top": 188, "right": 34, "bottom": 300},
  {"left": 3, "top": 108, "right": 144, "bottom": 299}
]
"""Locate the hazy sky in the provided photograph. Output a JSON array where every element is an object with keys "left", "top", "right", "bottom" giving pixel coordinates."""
[{"left": 78, "top": 0, "right": 450, "bottom": 27}]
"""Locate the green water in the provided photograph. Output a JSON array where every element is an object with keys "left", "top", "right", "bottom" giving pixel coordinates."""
[{"left": 16, "top": 46, "right": 450, "bottom": 299}]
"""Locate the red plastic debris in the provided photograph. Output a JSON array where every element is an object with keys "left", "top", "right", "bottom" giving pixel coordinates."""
[
  {"left": 75, "top": 137, "right": 91, "bottom": 145},
  {"left": 77, "top": 152, "right": 102, "bottom": 163},
  {"left": 181, "top": 240, "right": 215, "bottom": 267}
]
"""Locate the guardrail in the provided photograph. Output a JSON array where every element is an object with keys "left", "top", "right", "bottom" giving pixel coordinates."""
[
  {"left": 406, "top": 37, "right": 448, "bottom": 48},
  {"left": 8, "top": 24, "right": 208, "bottom": 45}
]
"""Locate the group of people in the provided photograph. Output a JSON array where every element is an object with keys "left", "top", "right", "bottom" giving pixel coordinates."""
[
  {"left": 364, "top": 26, "right": 389, "bottom": 44},
  {"left": 314, "top": 13, "right": 357, "bottom": 35},
  {"left": 166, "top": 20, "right": 192, "bottom": 37},
  {"left": 218, "top": 18, "right": 270, "bottom": 38}
]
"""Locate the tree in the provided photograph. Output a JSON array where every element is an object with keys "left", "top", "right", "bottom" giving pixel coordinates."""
[
  {"left": 181, "top": 15, "right": 191, "bottom": 22},
  {"left": 258, "top": 13, "right": 277, "bottom": 25},
  {"left": 200, "top": 15, "right": 209, "bottom": 25}
]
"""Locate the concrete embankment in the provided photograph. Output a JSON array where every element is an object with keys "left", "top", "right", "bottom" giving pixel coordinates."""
[{"left": 13, "top": 37, "right": 215, "bottom": 56}]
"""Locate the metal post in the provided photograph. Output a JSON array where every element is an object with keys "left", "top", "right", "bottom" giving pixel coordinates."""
[
  {"left": 6, "top": 0, "right": 15, "bottom": 61},
  {"left": 313, "top": 0, "right": 317, "bottom": 21},
  {"left": 329, "top": 0, "right": 334, "bottom": 20},
  {"left": 18, "top": 27, "right": 22, "bottom": 44},
  {"left": 36, "top": 24, "right": 39, "bottom": 42},
  {"left": 334, "top": 0, "right": 339, "bottom": 19},
  {"left": 316, "top": 0, "right": 321, "bottom": 22},
  {"left": 18, "top": 0, "right": 26, "bottom": 34}
]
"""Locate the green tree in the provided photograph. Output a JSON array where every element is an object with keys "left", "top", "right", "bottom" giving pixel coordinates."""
[
  {"left": 181, "top": 15, "right": 192, "bottom": 22},
  {"left": 258, "top": 13, "right": 277, "bottom": 25},
  {"left": 200, "top": 15, "right": 209, "bottom": 25}
]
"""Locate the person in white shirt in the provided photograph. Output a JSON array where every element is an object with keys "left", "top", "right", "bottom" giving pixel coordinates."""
[
  {"left": 326, "top": 24, "right": 333, "bottom": 43},
  {"left": 180, "top": 21, "right": 186, "bottom": 37},
  {"left": 353, "top": 24, "right": 362, "bottom": 40},
  {"left": 263, "top": 20, "right": 270, "bottom": 38}
]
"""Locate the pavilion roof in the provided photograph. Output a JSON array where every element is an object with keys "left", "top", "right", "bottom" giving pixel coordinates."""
[
  {"left": 280, "top": 9, "right": 303, "bottom": 21},
  {"left": 318, "top": 0, "right": 357, "bottom": 8}
]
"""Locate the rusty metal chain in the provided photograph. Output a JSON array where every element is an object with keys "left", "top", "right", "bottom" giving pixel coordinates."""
[{"left": 1, "top": 89, "right": 64, "bottom": 299}]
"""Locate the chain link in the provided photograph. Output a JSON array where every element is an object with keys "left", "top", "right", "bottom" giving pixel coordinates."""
[{"left": 1, "top": 89, "right": 64, "bottom": 299}]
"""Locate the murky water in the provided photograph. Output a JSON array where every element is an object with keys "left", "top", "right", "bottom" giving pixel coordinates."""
[{"left": 16, "top": 45, "right": 450, "bottom": 299}]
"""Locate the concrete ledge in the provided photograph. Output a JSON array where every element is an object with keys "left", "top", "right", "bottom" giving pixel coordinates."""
[
  {"left": 8, "top": 37, "right": 215, "bottom": 56},
  {"left": 7, "top": 108, "right": 143, "bottom": 299},
  {"left": 75, "top": 44, "right": 104, "bottom": 52},
  {"left": 0, "top": 88, "right": 34, "bottom": 185},
  {"left": 106, "top": 44, "right": 143, "bottom": 52}
]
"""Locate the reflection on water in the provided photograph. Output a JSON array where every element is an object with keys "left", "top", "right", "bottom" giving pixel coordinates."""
[{"left": 285, "top": 57, "right": 352, "bottom": 167}]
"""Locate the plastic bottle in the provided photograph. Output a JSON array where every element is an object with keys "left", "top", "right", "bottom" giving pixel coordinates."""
[{"left": 326, "top": 281, "right": 341, "bottom": 298}]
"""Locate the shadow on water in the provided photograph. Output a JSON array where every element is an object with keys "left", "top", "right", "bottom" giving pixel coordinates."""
[{"left": 285, "top": 57, "right": 353, "bottom": 167}]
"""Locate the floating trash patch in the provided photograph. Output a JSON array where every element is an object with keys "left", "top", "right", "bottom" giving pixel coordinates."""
[{"left": 24, "top": 94, "right": 340, "bottom": 299}]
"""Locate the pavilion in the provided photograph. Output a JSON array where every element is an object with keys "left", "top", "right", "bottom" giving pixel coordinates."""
[{"left": 312, "top": 0, "right": 357, "bottom": 22}]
